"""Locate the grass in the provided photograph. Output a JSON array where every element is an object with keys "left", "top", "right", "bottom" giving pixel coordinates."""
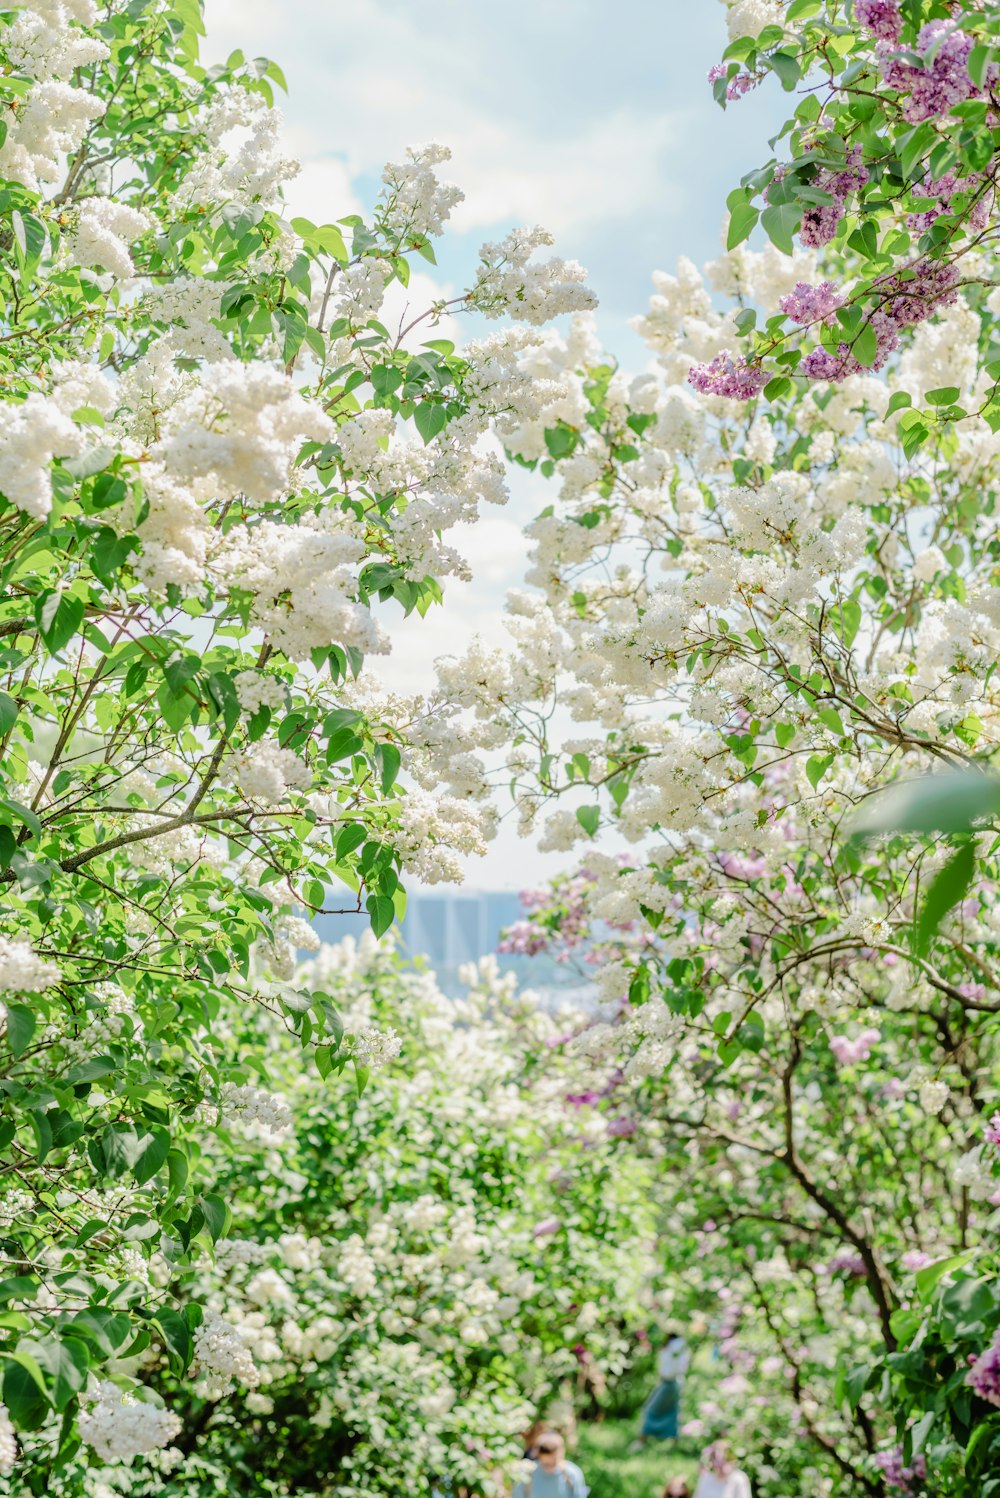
[{"left": 574, "top": 1417, "right": 700, "bottom": 1498}]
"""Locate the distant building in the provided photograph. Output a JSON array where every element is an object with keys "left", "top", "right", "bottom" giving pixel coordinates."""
[{"left": 312, "top": 889, "right": 592, "bottom": 1000}]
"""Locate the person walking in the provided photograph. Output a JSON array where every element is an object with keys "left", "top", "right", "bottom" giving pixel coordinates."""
[
  {"left": 512, "top": 1431, "right": 588, "bottom": 1498},
  {"left": 693, "top": 1440, "right": 751, "bottom": 1498},
  {"left": 636, "top": 1327, "right": 691, "bottom": 1445}
]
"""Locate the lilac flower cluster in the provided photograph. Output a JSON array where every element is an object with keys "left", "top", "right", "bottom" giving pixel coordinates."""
[
  {"left": 855, "top": 0, "right": 903, "bottom": 44},
  {"left": 830, "top": 1028, "right": 880, "bottom": 1065},
  {"left": 985, "top": 1111, "right": 1000, "bottom": 1150},
  {"left": 799, "top": 258, "right": 960, "bottom": 383},
  {"left": 687, "top": 351, "right": 769, "bottom": 400},
  {"left": 707, "top": 63, "right": 761, "bottom": 102},
  {"left": 798, "top": 147, "right": 868, "bottom": 248},
  {"left": 967, "top": 1330, "right": 1000, "bottom": 1407},
  {"left": 824, "top": 1248, "right": 867, "bottom": 1278},
  {"left": 497, "top": 918, "right": 551, "bottom": 956},
  {"left": 908, "top": 172, "right": 991, "bottom": 236},
  {"left": 874, "top": 1446, "right": 927, "bottom": 1493},
  {"left": 880, "top": 21, "right": 982, "bottom": 124},
  {"left": 779, "top": 280, "right": 841, "bottom": 325}
]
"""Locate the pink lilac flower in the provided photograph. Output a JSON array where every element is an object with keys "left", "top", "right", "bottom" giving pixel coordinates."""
[
  {"left": 875, "top": 258, "right": 961, "bottom": 328},
  {"left": 984, "top": 1111, "right": 1000, "bottom": 1149},
  {"left": 607, "top": 1116, "right": 638, "bottom": 1138},
  {"left": 532, "top": 1217, "right": 560, "bottom": 1239},
  {"left": 825, "top": 1249, "right": 867, "bottom": 1278},
  {"left": 798, "top": 146, "right": 868, "bottom": 248},
  {"left": 908, "top": 172, "right": 992, "bottom": 235},
  {"left": 707, "top": 61, "right": 761, "bottom": 101},
  {"left": 967, "top": 1331, "right": 1000, "bottom": 1406},
  {"left": 856, "top": 0, "right": 902, "bottom": 44},
  {"left": 780, "top": 280, "right": 841, "bottom": 325},
  {"left": 687, "top": 352, "right": 769, "bottom": 400},
  {"left": 900, "top": 1250, "right": 932, "bottom": 1272},
  {"left": 875, "top": 1446, "right": 927, "bottom": 1492},
  {"left": 879, "top": 21, "right": 986, "bottom": 124},
  {"left": 830, "top": 1028, "right": 880, "bottom": 1066}
]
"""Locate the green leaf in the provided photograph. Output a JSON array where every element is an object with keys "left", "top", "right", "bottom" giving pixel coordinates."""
[
  {"left": 915, "top": 1251, "right": 977, "bottom": 1303},
  {"left": 850, "top": 770, "right": 1000, "bottom": 839},
  {"left": 335, "top": 824, "right": 368, "bottom": 862},
  {"left": 768, "top": 50, "right": 801, "bottom": 89},
  {"left": 926, "top": 386, "right": 961, "bottom": 406},
  {"left": 830, "top": 598, "right": 862, "bottom": 648},
  {"left": 914, "top": 841, "right": 976, "bottom": 957},
  {"left": 2, "top": 1352, "right": 49, "bottom": 1429},
  {"left": 198, "top": 1194, "right": 231, "bottom": 1244},
  {"left": 852, "top": 321, "right": 878, "bottom": 369},
  {"left": 413, "top": 402, "right": 447, "bottom": 444},
  {"left": 0, "top": 693, "right": 17, "bottom": 735},
  {"left": 806, "top": 754, "right": 834, "bottom": 791},
  {"left": 884, "top": 391, "right": 912, "bottom": 418},
  {"left": 760, "top": 201, "right": 803, "bottom": 256},
  {"left": 153, "top": 1309, "right": 193, "bottom": 1373},
  {"left": 34, "top": 592, "right": 84, "bottom": 654},
  {"left": 576, "top": 805, "right": 600, "bottom": 838},
  {"left": 132, "top": 1127, "right": 170, "bottom": 1186},
  {"left": 375, "top": 743, "right": 401, "bottom": 795},
  {"left": 23, "top": 1335, "right": 89, "bottom": 1412},
  {"left": 5, "top": 1003, "right": 36, "bottom": 1060},
  {"left": 366, "top": 894, "right": 395, "bottom": 939}
]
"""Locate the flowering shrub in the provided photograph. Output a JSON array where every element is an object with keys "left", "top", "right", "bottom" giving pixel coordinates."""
[
  {"left": 701, "top": 0, "right": 1000, "bottom": 438},
  {"left": 0, "top": 0, "right": 598, "bottom": 1477},
  {"left": 421, "top": 5, "right": 1000, "bottom": 1479},
  {"left": 13, "top": 937, "right": 662, "bottom": 1497}
]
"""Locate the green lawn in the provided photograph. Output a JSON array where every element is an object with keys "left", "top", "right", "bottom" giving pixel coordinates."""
[{"left": 574, "top": 1418, "right": 700, "bottom": 1498}]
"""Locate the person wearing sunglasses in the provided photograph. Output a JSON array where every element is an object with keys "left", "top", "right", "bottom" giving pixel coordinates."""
[{"left": 512, "top": 1431, "right": 589, "bottom": 1498}]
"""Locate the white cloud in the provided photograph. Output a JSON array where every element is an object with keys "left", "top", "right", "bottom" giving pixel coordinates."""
[{"left": 205, "top": 0, "right": 679, "bottom": 241}]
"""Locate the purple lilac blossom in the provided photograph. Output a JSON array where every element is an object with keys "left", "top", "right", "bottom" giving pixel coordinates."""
[
  {"left": 879, "top": 21, "right": 985, "bottom": 124},
  {"left": 967, "top": 1331, "right": 1000, "bottom": 1407},
  {"left": 779, "top": 280, "right": 841, "bottom": 325},
  {"left": 984, "top": 1111, "right": 1000, "bottom": 1149},
  {"left": 688, "top": 352, "right": 769, "bottom": 399},
  {"left": 797, "top": 147, "right": 868, "bottom": 248},
  {"left": 875, "top": 1446, "right": 927, "bottom": 1492},
  {"left": 855, "top": 0, "right": 903, "bottom": 44},
  {"left": 829, "top": 1029, "right": 880, "bottom": 1065},
  {"left": 532, "top": 1217, "right": 560, "bottom": 1239},
  {"left": 825, "top": 1249, "right": 867, "bottom": 1278},
  {"left": 908, "top": 172, "right": 991, "bottom": 235},
  {"left": 876, "top": 258, "right": 961, "bottom": 328},
  {"left": 707, "top": 61, "right": 761, "bottom": 101}
]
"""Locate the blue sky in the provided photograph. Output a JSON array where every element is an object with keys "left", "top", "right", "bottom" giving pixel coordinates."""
[
  {"left": 207, "top": 0, "right": 789, "bottom": 360},
  {"left": 205, "top": 1, "right": 789, "bottom": 887}
]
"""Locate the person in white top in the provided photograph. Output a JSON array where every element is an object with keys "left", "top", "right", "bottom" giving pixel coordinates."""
[
  {"left": 636, "top": 1328, "right": 692, "bottom": 1444},
  {"left": 692, "top": 1440, "right": 752, "bottom": 1498}
]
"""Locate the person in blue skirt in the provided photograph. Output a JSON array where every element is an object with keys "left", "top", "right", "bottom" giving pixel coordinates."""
[{"left": 636, "top": 1326, "right": 691, "bottom": 1445}]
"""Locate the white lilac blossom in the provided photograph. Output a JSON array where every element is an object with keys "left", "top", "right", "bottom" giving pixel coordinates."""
[
  {"left": 219, "top": 1083, "right": 294, "bottom": 1137},
  {"left": 233, "top": 670, "right": 287, "bottom": 717},
  {"left": 0, "top": 936, "right": 60, "bottom": 993},
  {"left": 194, "top": 1311, "right": 260, "bottom": 1396},
  {"left": 226, "top": 741, "right": 311, "bottom": 804},
  {"left": 349, "top": 1025, "right": 402, "bottom": 1070},
  {"left": 470, "top": 227, "right": 596, "bottom": 326},
  {"left": 78, "top": 1382, "right": 182, "bottom": 1463},
  {"left": 379, "top": 143, "right": 463, "bottom": 240},
  {"left": 0, "top": 1405, "right": 15, "bottom": 1477},
  {"left": 0, "top": 394, "right": 86, "bottom": 518},
  {"left": 67, "top": 198, "right": 152, "bottom": 280}
]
